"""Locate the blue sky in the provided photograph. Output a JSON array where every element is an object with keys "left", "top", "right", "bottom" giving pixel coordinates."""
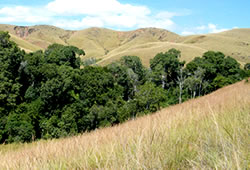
[{"left": 0, "top": 0, "right": 249, "bottom": 35}]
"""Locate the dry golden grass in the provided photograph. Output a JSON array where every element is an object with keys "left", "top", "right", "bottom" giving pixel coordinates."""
[
  {"left": 0, "top": 80, "right": 249, "bottom": 169},
  {"left": 98, "top": 28, "right": 250, "bottom": 66},
  {"left": 0, "top": 24, "right": 73, "bottom": 50},
  {"left": 67, "top": 27, "right": 180, "bottom": 62},
  {"left": 183, "top": 30, "right": 250, "bottom": 65},
  {"left": 98, "top": 41, "right": 206, "bottom": 67},
  {"left": 1, "top": 24, "right": 249, "bottom": 66},
  {"left": 9, "top": 34, "right": 43, "bottom": 52}
]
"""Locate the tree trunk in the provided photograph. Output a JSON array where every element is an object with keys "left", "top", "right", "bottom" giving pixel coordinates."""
[
  {"left": 178, "top": 68, "right": 183, "bottom": 104},
  {"left": 199, "top": 82, "right": 202, "bottom": 96},
  {"left": 193, "top": 90, "right": 196, "bottom": 98},
  {"left": 179, "top": 82, "right": 182, "bottom": 104},
  {"left": 133, "top": 84, "right": 137, "bottom": 94},
  {"left": 161, "top": 75, "right": 166, "bottom": 89}
]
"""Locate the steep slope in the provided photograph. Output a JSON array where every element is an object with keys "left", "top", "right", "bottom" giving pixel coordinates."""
[
  {"left": 0, "top": 24, "right": 74, "bottom": 49},
  {"left": 67, "top": 27, "right": 180, "bottom": 59},
  {"left": 67, "top": 27, "right": 123, "bottom": 59},
  {"left": 0, "top": 80, "right": 249, "bottom": 169},
  {"left": 9, "top": 33, "right": 42, "bottom": 52},
  {"left": 0, "top": 24, "right": 249, "bottom": 66}
]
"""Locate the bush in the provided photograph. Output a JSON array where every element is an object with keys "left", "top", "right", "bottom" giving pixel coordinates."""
[{"left": 5, "top": 113, "right": 35, "bottom": 143}]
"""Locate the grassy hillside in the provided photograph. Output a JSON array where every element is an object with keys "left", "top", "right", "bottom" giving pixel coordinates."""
[
  {"left": 182, "top": 29, "right": 250, "bottom": 65},
  {"left": 9, "top": 33, "right": 43, "bottom": 52},
  {"left": 0, "top": 79, "right": 249, "bottom": 169},
  {"left": 98, "top": 28, "right": 250, "bottom": 66},
  {"left": 0, "top": 24, "right": 249, "bottom": 66},
  {"left": 0, "top": 24, "right": 74, "bottom": 49},
  {"left": 98, "top": 41, "right": 206, "bottom": 66},
  {"left": 67, "top": 27, "right": 180, "bottom": 62}
]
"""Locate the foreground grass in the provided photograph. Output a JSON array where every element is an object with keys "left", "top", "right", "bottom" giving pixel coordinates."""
[{"left": 0, "top": 80, "right": 249, "bottom": 169}]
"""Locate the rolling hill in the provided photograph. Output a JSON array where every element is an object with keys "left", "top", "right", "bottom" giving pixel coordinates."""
[
  {"left": 0, "top": 79, "right": 249, "bottom": 169},
  {"left": 0, "top": 24, "right": 249, "bottom": 66}
]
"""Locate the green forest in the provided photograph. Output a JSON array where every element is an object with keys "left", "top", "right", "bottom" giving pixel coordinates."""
[{"left": 0, "top": 31, "right": 249, "bottom": 144}]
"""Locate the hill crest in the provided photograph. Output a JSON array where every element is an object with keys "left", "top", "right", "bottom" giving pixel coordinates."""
[{"left": 0, "top": 24, "right": 249, "bottom": 66}]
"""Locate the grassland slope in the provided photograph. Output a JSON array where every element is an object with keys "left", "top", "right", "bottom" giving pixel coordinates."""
[
  {"left": 0, "top": 79, "right": 249, "bottom": 169},
  {"left": 182, "top": 29, "right": 250, "bottom": 65}
]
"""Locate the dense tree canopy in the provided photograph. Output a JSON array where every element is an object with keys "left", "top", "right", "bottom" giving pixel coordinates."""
[
  {"left": 0, "top": 31, "right": 248, "bottom": 143},
  {"left": 150, "top": 49, "right": 185, "bottom": 89}
]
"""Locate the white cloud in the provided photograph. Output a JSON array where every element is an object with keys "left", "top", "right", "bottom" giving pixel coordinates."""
[
  {"left": 0, "top": 6, "right": 51, "bottom": 23},
  {"left": 155, "top": 11, "right": 177, "bottom": 19},
  {"left": 0, "top": 1, "right": 234, "bottom": 35},
  {"left": 46, "top": 0, "right": 150, "bottom": 17},
  {"left": 45, "top": 0, "right": 177, "bottom": 30},
  {"left": 182, "top": 23, "right": 229, "bottom": 35},
  {"left": 208, "top": 23, "right": 228, "bottom": 33},
  {"left": 52, "top": 13, "right": 176, "bottom": 30},
  {"left": 181, "top": 31, "right": 195, "bottom": 36},
  {"left": 54, "top": 17, "right": 105, "bottom": 29},
  {"left": 137, "top": 17, "right": 175, "bottom": 30},
  {"left": 208, "top": 23, "right": 216, "bottom": 30},
  {"left": 0, "top": 0, "right": 183, "bottom": 30},
  {"left": 196, "top": 25, "right": 206, "bottom": 30},
  {"left": 0, "top": 6, "right": 29, "bottom": 16}
]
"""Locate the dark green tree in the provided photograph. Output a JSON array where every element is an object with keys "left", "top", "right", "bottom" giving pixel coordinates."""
[
  {"left": 0, "top": 31, "right": 25, "bottom": 113},
  {"left": 5, "top": 104, "right": 35, "bottom": 143},
  {"left": 244, "top": 63, "right": 250, "bottom": 70},
  {"left": 185, "top": 51, "right": 244, "bottom": 93},
  {"left": 120, "top": 56, "right": 147, "bottom": 83},
  {"left": 134, "top": 82, "right": 166, "bottom": 114},
  {"left": 107, "top": 63, "right": 133, "bottom": 100},
  {"left": 244, "top": 63, "right": 250, "bottom": 77},
  {"left": 45, "top": 44, "right": 85, "bottom": 68},
  {"left": 150, "top": 49, "right": 185, "bottom": 89}
]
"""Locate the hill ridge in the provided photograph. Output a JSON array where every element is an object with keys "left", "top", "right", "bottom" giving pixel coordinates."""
[{"left": 0, "top": 24, "right": 249, "bottom": 66}]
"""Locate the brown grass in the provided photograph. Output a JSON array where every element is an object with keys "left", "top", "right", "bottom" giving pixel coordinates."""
[
  {"left": 0, "top": 79, "right": 249, "bottom": 169},
  {"left": 1, "top": 24, "right": 249, "bottom": 66},
  {"left": 97, "top": 41, "right": 206, "bottom": 66}
]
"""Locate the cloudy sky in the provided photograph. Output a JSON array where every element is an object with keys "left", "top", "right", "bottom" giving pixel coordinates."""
[{"left": 0, "top": 0, "right": 249, "bottom": 35}]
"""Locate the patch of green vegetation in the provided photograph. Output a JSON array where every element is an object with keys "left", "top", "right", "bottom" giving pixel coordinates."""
[{"left": 0, "top": 30, "right": 249, "bottom": 145}]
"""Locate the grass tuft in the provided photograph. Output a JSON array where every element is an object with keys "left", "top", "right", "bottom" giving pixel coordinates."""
[{"left": 0, "top": 80, "right": 249, "bottom": 169}]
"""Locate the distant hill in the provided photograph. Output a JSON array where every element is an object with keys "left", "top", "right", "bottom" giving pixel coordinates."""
[{"left": 0, "top": 24, "right": 249, "bottom": 66}]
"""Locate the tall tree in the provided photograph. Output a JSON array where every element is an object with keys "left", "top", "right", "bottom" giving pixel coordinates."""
[
  {"left": 45, "top": 44, "right": 85, "bottom": 68},
  {"left": 150, "top": 49, "right": 185, "bottom": 89},
  {"left": 177, "top": 67, "right": 185, "bottom": 104},
  {"left": 134, "top": 82, "right": 166, "bottom": 113},
  {"left": 0, "top": 31, "right": 24, "bottom": 113},
  {"left": 120, "top": 56, "right": 146, "bottom": 83},
  {"left": 0, "top": 31, "right": 26, "bottom": 142}
]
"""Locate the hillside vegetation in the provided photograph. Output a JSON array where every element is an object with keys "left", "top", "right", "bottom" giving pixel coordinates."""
[
  {"left": 0, "top": 79, "right": 249, "bottom": 169},
  {"left": 0, "top": 30, "right": 250, "bottom": 169},
  {"left": 1, "top": 30, "right": 249, "bottom": 145},
  {"left": 0, "top": 24, "right": 249, "bottom": 66}
]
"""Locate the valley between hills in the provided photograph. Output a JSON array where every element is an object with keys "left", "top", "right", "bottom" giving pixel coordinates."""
[{"left": 1, "top": 24, "right": 250, "bottom": 66}]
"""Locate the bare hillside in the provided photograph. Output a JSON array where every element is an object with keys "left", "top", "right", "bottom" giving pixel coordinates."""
[{"left": 0, "top": 24, "right": 249, "bottom": 66}]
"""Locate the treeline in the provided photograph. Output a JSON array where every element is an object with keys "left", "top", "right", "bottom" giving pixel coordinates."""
[{"left": 0, "top": 31, "right": 249, "bottom": 143}]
